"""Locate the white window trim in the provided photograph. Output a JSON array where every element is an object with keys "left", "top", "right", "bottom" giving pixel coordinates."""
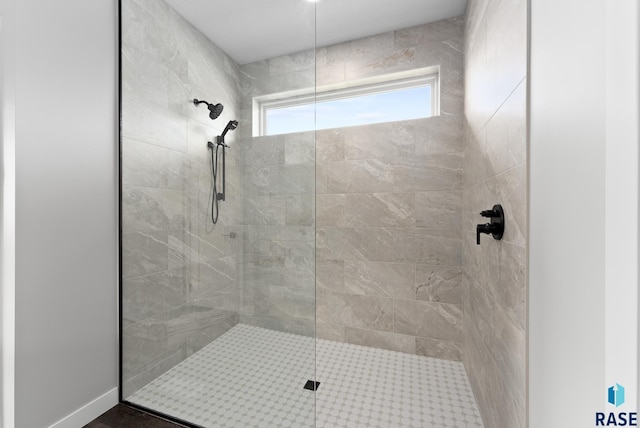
[{"left": 253, "top": 66, "right": 440, "bottom": 137}]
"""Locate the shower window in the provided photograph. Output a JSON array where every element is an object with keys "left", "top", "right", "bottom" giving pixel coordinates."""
[{"left": 255, "top": 69, "right": 439, "bottom": 136}]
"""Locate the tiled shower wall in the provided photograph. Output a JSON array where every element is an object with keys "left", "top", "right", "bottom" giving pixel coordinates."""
[
  {"left": 121, "top": 0, "right": 243, "bottom": 398},
  {"left": 314, "top": 18, "right": 465, "bottom": 358},
  {"left": 239, "top": 17, "right": 466, "bottom": 358},
  {"left": 236, "top": 40, "right": 317, "bottom": 336},
  {"left": 462, "top": 0, "right": 527, "bottom": 427}
]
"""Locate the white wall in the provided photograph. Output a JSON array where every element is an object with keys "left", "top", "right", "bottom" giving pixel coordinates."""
[
  {"left": 1, "top": 0, "right": 17, "bottom": 426},
  {"left": 10, "top": 0, "right": 119, "bottom": 427},
  {"left": 530, "top": 0, "right": 639, "bottom": 426}
]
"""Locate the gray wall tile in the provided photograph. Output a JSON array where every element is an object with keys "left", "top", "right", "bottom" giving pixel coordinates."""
[
  {"left": 122, "top": 0, "right": 242, "bottom": 393},
  {"left": 415, "top": 337, "right": 462, "bottom": 361},
  {"left": 463, "top": 1, "right": 527, "bottom": 426},
  {"left": 345, "top": 328, "right": 416, "bottom": 354},
  {"left": 122, "top": 231, "right": 169, "bottom": 279},
  {"left": 415, "top": 265, "right": 462, "bottom": 304},
  {"left": 344, "top": 193, "right": 415, "bottom": 228},
  {"left": 344, "top": 261, "right": 415, "bottom": 299},
  {"left": 394, "top": 299, "right": 462, "bottom": 342}
]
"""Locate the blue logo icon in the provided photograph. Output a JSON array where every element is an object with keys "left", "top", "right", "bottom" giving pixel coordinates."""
[{"left": 608, "top": 384, "right": 625, "bottom": 407}]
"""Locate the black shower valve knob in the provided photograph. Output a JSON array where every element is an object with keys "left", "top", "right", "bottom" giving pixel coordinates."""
[
  {"left": 480, "top": 209, "right": 499, "bottom": 218},
  {"left": 476, "top": 204, "right": 504, "bottom": 245}
]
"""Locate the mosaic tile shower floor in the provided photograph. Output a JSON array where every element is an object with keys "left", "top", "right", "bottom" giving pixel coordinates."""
[{"left": 127, "top": 324, "right": 484, "bottom": 428}]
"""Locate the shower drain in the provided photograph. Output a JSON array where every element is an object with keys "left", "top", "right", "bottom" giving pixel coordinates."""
[{"left": 303, "top": 380, "right": 320, "bottom": 391}]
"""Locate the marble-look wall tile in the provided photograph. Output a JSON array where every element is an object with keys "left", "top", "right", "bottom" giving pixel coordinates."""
[
  {"left": 189, "top": 258, "right": 237, "bottom": 297},
  {"left": 122, "top": 98, "right": 187, "bottom": 153},
  {"left": 343, "top": 122, "right": 416, "bottom": 160},
  {"left": 122, "top": 138, "right": 170, "bottom": 188},
  {"left": 497, "top": 241, "right": 526, "bottom": 330},
  {"left": 327, "top": 159, "right": 394, "bottom": 194},
  {"left": 166, "top": 305, "right": 237, "bottom": 353},
  {"left": 318, "top": 227, "right": 394, "bottom": 262},
  {"left": 242, "top": 196, "right": 286, "bottom": 226},
  {"left": 414, "top": 115, "right": 464, "bottom": 156},
  {"left": 123, "top": 268, "right": 187, "bottom": 323},
  {"left": 316, "top": 322, "right": 345, "bottom": 342},
  {"left": 395, "top": 16, "right": 464, "bottom": 49},
  {"left": 122, "top": 0, "right": 243, "bottom": 394},
  {"left": 316, "top": 129, "right": 345, "bottom": 162},
  {"left": 242, "top": 166, "right": 270, "bottom": 196},
  {"left": 239, "top": 313, "right": 315, "bottom": 337},
  {"left": 316, "top": 194, "right": 345, "bottom": 227},
  {"left": 239, "top": 283, "right": 270, "bottom": 315},
  {"left": 463, "top": 2, "right": 527, "bottom": 423},
  {"left": 315, "top": 163, "right": 329, "bottom": 194},
  {"left": 122, "top": 231, "right": 169, "bottom": 279},
  {"left": 243, "top": 135, "right": 285, "bottom": 166},
  {"left": 317, "top": 63, "right": 346, "bottom": 86},
  {"left": 485, "top": 80, "right": 527, "bottom": 175},
  {"left": 317, "top": 291, "right": 394, "bottom": 333},
  {"left": 121, "top": 0, "right": 187, "bottom": 76},
  {"left": 270, "top": 164, "right": 315, "bottom": 195},
  {"left": 345, "top": 328, "right": 416, "bottom": 354},
  {"left": 240, "top": 253, "right": 284, "bottom": 286},
  {"left": 415, "top": 337, "right": 462, "bottom": 361},
  {"left": 392, "top": 153, "right": 463, "bottom": 192},
  {"left": 168, "top": 229, "right": 199, "bottom": 269},
  {"left": 197, "top": 227, "right": 238, "bottom": 261},
  {"left": 285, "top": 195, "right": 314, "bottom": 226},
  {"left": 284, "top": 132, "right": 315, "bottom": 165},
  {"left": 269, "top": 286, "right": 315, "bottom": 320},
  {"left": 394, "top": 299, "right": 462, "bottom": 342},
  {"left": 122, "top": 314, "right": 168, "bottom": 373},
  {"left": 240, "top": 16, "right": 466, "bottom": 358},
  {"left": 492, "top": 305, "right": 527, "bottom": 408},
  {"left": 344, "top": 193, "right": 415, "bottom": 228},
  {"left": 496, "top": 163, "right": 527, "bottom": 246},
  {"left": 269, "top": 49, "right": 315, "bottom": 75},
  {"left": 122, "top": 186, "right": 187, "bottom": 232},
  {"left": 343, "top": 48, "right": 418, "bottom": 81},
  {"left": 415, "top": 265, "right": 462, "bottom": 304},
  {"left": 415, "top": 190, "right": 462, "bottom": 228},
  {"left": 393, "top": 228, "right": 461, "bottom": 265},
  {"left": 490, "top": 0, "right": 527, "bottom": 104},
  {"left": 316, "top": 259, "right": 345, "bottom": 292},
  {"left": 344, "top": 261, "right": 415, "bottom": 299},
  {"left": 122, "top": 346, "right": 187, "bottom": 399}
]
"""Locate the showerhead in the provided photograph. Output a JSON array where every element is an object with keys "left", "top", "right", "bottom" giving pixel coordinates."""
[
  {"left": 208, "top": 103, "right": 224, "bottom": 120},
  {"left": 217, "top": 120, "right": 239, "bottom": 146},
  {"left": 193, "top": 98, "right": 224, "bottom": 120},
  {"left": 225, "top": 120, "right": 239, "bottom": 132}
]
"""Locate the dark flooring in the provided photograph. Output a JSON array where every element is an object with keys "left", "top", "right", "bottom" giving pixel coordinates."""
[{"left": 84, "top": 404, "right": 188, "bottom": 428}]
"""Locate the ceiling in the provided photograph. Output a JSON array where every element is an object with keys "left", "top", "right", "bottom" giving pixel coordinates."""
[{"left": 165, "top": 0, "right": 468, "bottom": 65}]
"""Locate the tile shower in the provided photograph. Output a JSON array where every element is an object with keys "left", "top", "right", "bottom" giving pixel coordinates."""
[{"left": 120, "top": 0, "right": 527, "bottom": 427}]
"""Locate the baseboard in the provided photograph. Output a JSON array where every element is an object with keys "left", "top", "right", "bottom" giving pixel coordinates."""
[{"left": 48, "top": 387, "right": 118, "bottom": 428}]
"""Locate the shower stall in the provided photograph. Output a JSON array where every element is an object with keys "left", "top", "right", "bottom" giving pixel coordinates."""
[{"left": 120, "top": 0, "right": 527, "bottom": 426}]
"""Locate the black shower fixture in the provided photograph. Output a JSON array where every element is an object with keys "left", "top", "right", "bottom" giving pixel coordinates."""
[
  {"left": 193, "top": 98, "right": 224, "bottom": 120},
  {"left": 207, "top": 120, "right": 239, "bottom": 225},
  {"left": 476, "top": 204, "right": 505, "bottom": 244},
  {"left": 217, "top": 120, "right": 239, "bottom": 147}
]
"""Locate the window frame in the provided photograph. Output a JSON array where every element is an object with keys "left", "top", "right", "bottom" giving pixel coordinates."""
[{"left": 253, "top": 67, "right": 440, "bottom": 137}]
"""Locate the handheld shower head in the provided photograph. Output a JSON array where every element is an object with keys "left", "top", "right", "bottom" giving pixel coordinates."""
[
  {"left": 225, "top": 120, "right": 239, "bottom": 132},
  {"left": 217, "top": 120, "right": 239, "bottom": 146},
  {"left": 193, "top": 98, "right": 224, "bottom": 120}
]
